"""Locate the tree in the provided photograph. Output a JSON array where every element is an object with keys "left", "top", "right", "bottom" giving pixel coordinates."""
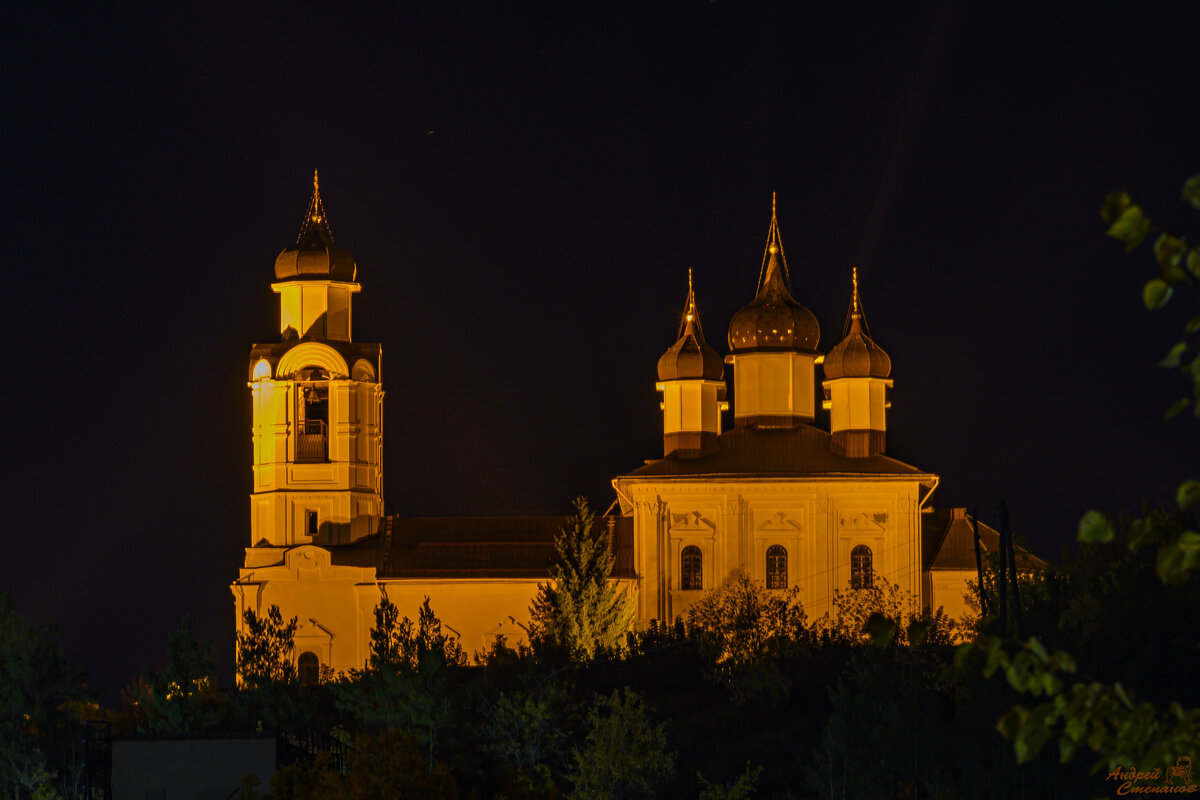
[
  {"left": 812, "top": 576, "right": 954, "bottom": 647},
  {"left": 0, "top": 594, "right": 87, "bottom": 799},
  {"left": 236, "top": 605, "right": 298, "bottom": 689},
  {"left": 685, "top": 573, "right": 807, "bottom": 704},
  {"left": 697, "top": 763, "right": 763, "bottom": 800},
  {"left": 483, "top": 679, "right": 577, "bottom": 797},
  {"left": 251, "top": 730, "right": 458, "bottom": 800},
  {"left": 686, "top": 573, "right": 807, "bottom": 665},
  {"left": 960, "top": 175, "right": 1200, "bottom": 775},
  {"left": 334, "top": 596, "right": 467, "bottom": 771},
  {"left": 140, "top": 616, "right": 223, "bottom": 733},
  {"left": 569, "top": 688, "right": 674, "bottom": 800},
  {"left": 529, "top": 497, "right": 635, "bottom": 661}
]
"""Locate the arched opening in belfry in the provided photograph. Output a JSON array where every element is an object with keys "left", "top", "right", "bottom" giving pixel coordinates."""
[{"left": 296, "top": 367, "right": 329, "bottom": 462}]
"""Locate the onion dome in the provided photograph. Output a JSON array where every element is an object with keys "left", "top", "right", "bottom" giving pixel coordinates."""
[
  {"left": 823, "top": 267, "right": 891, "bottom": 379},
  {"left": 727, "top": 195, "right": 820, "bottom": 353},
  {"left": 274, "top": 170, "right": 357, "bottom": 282},
  {"left": 658, "top": 269, "right": 724, "bottom": 381}
]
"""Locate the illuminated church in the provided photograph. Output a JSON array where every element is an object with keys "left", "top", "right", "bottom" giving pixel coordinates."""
[{"left": 232, "top": 178, "right": 1001, "bottom": 675}]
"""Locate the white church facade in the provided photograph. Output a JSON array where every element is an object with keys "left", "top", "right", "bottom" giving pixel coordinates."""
[{"left": 232, "top": 177, "right": 1003, "bottom": 677}]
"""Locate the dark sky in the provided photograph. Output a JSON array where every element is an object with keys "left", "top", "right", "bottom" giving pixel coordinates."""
[{"left": 3, "top": 2, "right": 1196, "bottom": 697}]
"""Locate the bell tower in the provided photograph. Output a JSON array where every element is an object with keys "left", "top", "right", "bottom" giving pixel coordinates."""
[{"left": 246, "top": 172, "right": 384, "bottom": 547}]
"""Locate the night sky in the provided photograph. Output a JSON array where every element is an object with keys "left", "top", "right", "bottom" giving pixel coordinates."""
[{"left": 3, "top": 3, "right": 1196, "bottom": 697}]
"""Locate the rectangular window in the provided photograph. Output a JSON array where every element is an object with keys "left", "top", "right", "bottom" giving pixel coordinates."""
[{"left": 306, "top": 510, "right": 319, "bottom": 536}]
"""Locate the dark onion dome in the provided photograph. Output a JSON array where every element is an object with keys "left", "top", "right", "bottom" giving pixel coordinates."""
[
  {"left": 658, "top": 270, "right": 724, "bottom": 381},
  {"left": 727, "top": 202, "right": 820, "bottom": 354},
  {"left": 274, "top": 171, "right": 358, "bottom": 282},
  {"left": 822, "top": 268, "right": 891, "bottom": 379}
]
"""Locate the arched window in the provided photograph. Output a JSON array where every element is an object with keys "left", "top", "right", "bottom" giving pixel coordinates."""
[
  {"left": 851, "top": 545, "right": 873, "bottom": 590},
  {"left": 681, "top": 545, "right": 703, "bottom": 590},
  {"left": 297, "top": 651, "right": 320, "bottom": 686},
  {"left": 766, "top": 545, "right": 788, "bottom": 589}
]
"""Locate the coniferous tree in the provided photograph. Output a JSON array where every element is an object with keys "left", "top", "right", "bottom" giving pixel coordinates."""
[
  {"left": 529, "top": 497, "right": 635, "bottom": 660},
  {"left": 335, "top": 596, "right": 467, "bottom": 771},
  {"left": 236, "top": 604, "right": 298, "bottom": 688},
  {"left": 142, "top": 616, "right": 223, "bottom": 733}
]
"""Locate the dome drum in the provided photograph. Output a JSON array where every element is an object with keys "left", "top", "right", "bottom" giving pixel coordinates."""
[
  {"left": 663, "top": 430, "right": 719, "bottom": 459},
  {"left": 831, "top": 429, "right": 886, "bottom": 458}
]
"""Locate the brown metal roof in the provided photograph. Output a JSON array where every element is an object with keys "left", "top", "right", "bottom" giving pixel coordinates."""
[
  {"left": 618, "top": 424, "right": 932, "bottom": 480},
  {"left": 923, "top": 508, "right": 1044, "bottom": 572},
  {"left": 328, "top": 515, "right": 635, "bottom": 580}
]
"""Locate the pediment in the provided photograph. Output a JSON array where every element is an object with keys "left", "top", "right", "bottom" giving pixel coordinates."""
[
  {"left": 668, "top": 510, "right": 715, "bottom": 532},
  {"left": 284, "top": 544, "right": 332, "bottom": 570},
  {"left": 756, "top": 511, "right": 803, "bottom": 533},
  {"left": 298, "top": 617, "right": 335, "bottom": 639},
  {"left": 838, "top": 511, "right": 888, "bottom": 532}
]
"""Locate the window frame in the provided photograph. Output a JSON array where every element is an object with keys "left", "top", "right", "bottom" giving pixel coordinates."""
[
  {"left": 851, "top": 544, "right": 874, "bottom": 590},
  {"left": 766, "top": 544, "right": 788, "bottom": 590},
  {"left": 680, "top": 545, "right": 703, "bottom": 590}
]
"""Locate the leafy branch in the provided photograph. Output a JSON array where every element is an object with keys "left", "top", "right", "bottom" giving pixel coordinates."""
[
  {"left": 957, "top": 636, "right": 1200, "bottom": 772},
  {"left": 1102, "top": 174, "right": 1200, "bottom": 420}
]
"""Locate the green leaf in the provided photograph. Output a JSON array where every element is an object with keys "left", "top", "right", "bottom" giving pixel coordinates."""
[
  {"left": 1154, "top": 233, "right": 1187, "bottom": 279},
  {"left": 1026, "top": 637, "right": 1050, "bottom": 663},
  {"left": 1187, "top": 316, "right": 1200, "bottom": 334},
  {"left": 1078, "top": 510, "right": 1114, "bottom": 544},
  {"left": 1164, "top": 397, "right": 1192, "bottom": 421},
  {"left": 1155, "top": 542, "right": 1187, "bottom": 586},
  {"left": 1101, "top": 190, "right": 1132, "bottom": 224},
  {"left": 1058, "top": 733, "right": 1081, "bottom": 764},
  {"left": 1143, "top": 278, "right": 1173, "bottom": 310},
  {"left": 997, "top": 705, "right": 1028, "bottom": 740},
  {"left": 1015, "top": 705, "right": 1054, "bottom": 763},
  {"left": 1159, "top": 340, "right": 1189, "bottom": 368},
  {"left": 1108, "top": 205, "right": 1152, "bottom": 251},
  {"left": 1187, "top": 248, "right": 1200, "bottom": 279},
  {"left": 1177, "top": 530, "right": 1200, "bottom": 552},
  {"left": 1183, "top": 536, "right": 1200, "bottom": 571},
  {"left": 1183, "top": 175, "right": 1200, "bottom": 211},
  {"left": 1178, "top": 480, "right": 1200, "bottom": 511}
]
